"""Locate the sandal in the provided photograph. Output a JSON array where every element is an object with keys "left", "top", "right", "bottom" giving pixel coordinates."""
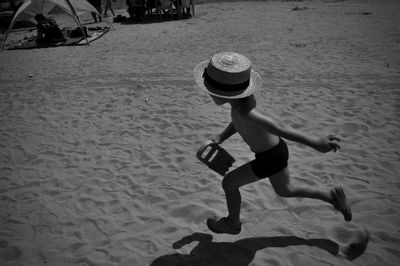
[
  {"left": 331, "top": 186, "right": 352, "bottom": 221},
  {"left": 207, "top": 217, "right": 241, "bottom": 235}
]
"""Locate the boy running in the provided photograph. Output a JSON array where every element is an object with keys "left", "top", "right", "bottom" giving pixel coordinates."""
[{"left": 193, "top": 52, "right": 352, "bottom": 235}]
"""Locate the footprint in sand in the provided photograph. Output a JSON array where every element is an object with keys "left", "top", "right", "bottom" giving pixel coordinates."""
[
  {"left": 0, "top": 240, "right": 22, "bottom": 261},
  {"left": 339, "top": 229, "right": 370, "bottom": 261}
]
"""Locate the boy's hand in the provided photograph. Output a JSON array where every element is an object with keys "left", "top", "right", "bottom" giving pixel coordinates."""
[
  {"left": 210, "top": 135, "right": 222, "bottom": 145},
  {"left": 314, "top": 135, "right": 341, "bottom": 153}
]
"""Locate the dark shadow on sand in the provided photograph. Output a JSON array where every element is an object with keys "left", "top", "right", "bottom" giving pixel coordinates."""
[
  {"left": 119, "top": 13, "right": 192, "bottom": 25},
  {"left": 150, "top": 232, "right": 368, "bottom": 266}
]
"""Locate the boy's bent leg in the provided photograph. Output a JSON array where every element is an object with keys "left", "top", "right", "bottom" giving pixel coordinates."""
[{"left": 222, "top": 162, "right": 260, "bottom": 225}]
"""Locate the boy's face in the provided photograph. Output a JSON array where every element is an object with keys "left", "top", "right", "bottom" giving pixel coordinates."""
[{"left": 210, "top": 95, "right": 228, "bottom": 106}]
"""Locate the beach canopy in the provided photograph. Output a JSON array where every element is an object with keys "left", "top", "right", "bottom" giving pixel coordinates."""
[{"left": 1, "top": 0, "right": 109, "bottom": 49}]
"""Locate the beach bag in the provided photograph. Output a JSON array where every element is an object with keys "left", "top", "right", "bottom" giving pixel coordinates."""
[
  {"left": 70, "top": 27, "right": 88, "bottom": 38},
  {"left": 113, "top": 15, "right": 127, "bottom": 22}
]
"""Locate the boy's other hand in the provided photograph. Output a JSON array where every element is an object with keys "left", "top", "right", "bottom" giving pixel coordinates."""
[{"left": 314, "top": 135, "right": 341, "bottom": 153}]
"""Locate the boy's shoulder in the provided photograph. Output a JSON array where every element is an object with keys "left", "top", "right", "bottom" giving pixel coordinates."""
[
  {"left": 233, "top": 106, "right": 269, "bottom": 123},
  {"left": 247, "top": 108, "right": 276, "bottom": 125}
]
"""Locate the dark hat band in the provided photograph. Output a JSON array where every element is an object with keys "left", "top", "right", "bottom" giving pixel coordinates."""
[{"left": 203, "top": 69, "right": 250, "bottom": 92}]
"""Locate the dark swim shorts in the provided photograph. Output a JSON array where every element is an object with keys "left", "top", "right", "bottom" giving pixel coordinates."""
[{"left": 250, "top": 138, "right": 289, "bottom": 178}]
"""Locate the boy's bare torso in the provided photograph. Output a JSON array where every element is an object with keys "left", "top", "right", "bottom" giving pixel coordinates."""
[{"left": 231, "top": 107, "right": 279, "bottom": 153}]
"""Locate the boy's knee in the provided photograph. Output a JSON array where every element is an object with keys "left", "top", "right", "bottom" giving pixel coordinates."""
[
  {"left": 274, "top": 185, "right": 294, "bottom": 198},
  {"left": 222, "top": 174, "right": 237, "bottom": 192}
]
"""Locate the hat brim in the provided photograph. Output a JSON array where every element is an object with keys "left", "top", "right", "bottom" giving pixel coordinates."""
[{"left": 193, "top": 60, "right": 262, "bottom": 99}]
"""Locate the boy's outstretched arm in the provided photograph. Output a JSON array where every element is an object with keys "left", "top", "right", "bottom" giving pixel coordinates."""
[
  {"left": 249, "top": 111, "right": 340, "bottom": 153},
  {"left": 212, "top": 122, "right": 237, "bottom": 144}
]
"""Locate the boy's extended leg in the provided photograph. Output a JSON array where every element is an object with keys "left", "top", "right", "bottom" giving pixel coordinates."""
[{"left": 268, "top": 168, "right": 352, "bottom": 221}]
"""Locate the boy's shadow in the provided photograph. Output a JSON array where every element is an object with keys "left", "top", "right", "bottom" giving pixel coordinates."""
[{"left": 150, "top": 231, "right": 369, "bottom": 266}]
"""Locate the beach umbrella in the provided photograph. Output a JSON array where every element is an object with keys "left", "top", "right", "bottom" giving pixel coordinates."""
[{"left": 1, "top": 0, "right": 111, "bottom": 49}]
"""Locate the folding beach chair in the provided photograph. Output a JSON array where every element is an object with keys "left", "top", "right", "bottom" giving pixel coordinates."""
[{"left": 156, "top": 0, "right": 173, "bottom": 20}]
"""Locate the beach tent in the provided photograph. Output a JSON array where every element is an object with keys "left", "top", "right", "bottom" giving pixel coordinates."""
[{"left": 1, "top": 0, "right": 111, "bottom": 49}]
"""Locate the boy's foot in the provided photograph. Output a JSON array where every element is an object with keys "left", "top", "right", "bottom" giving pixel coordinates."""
[
  {"left": 207, "top": 217, "right": 241, "bottom": 235},
  {"left": 331, "top": 186, "right": 352, "bottom": 221}
]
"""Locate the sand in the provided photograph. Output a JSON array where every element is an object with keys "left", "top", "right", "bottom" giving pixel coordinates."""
[{"left": 0, "top": 0, "right": 399, "bottom": 265}]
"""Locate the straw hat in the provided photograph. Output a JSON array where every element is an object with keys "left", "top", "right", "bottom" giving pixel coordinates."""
[{"left": 193, "top": 52, "right": 262, "bottom": 99}]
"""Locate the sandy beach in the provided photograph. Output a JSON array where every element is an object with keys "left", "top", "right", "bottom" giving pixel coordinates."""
[{"left": 1, "top": 0, "right": 400, "bottom": 265}]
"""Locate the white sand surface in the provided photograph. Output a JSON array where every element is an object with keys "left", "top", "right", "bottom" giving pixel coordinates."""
[{"left": 0, "top": 0, "right": 399, "bottom": 265}]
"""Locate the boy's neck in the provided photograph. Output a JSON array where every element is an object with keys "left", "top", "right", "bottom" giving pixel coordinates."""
[{"left": 229, "top": 95, "right": 256, "bottom": 111}]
